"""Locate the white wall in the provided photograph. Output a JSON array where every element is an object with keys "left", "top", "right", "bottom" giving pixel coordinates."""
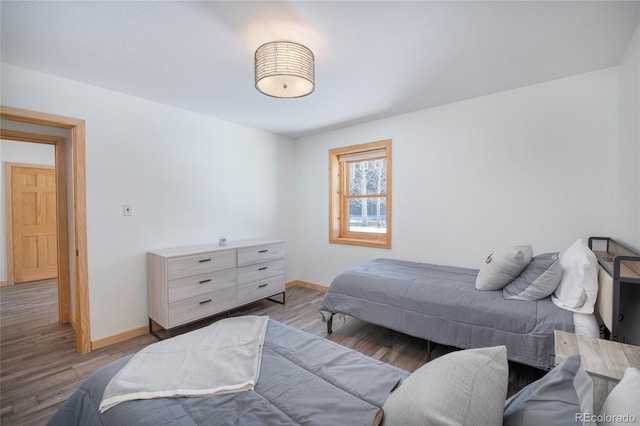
[
  {"left": 614, "top": 21, "right": 640, "bottom": 345},
  {"left": 615, "top": 22, "right": 640, "bottom": 251},
  {"left": 1, "top": 63, "right": 297, "bottom": 341},
  {"left": 295, "top": 68, "right": 619, "bottom": 286},
  {"left": 0, "top": 139, "right": 56, "bottom": 281}
]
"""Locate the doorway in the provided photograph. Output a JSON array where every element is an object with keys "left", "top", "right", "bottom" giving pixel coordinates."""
[{"left": 0, "top": 106, "right": 90, "bottom": 354}]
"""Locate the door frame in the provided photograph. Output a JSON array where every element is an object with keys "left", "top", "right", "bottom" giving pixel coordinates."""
[
  {"left": 5, "top": 162, "right": 60, "bottom": 286},
  {"left": 1, "top": 106, "right": 90, "bottom": 354}
]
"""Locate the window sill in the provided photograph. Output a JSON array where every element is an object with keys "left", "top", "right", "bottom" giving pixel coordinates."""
[{"left": 329, "top": 236, "right": 391, "bottom": 249}]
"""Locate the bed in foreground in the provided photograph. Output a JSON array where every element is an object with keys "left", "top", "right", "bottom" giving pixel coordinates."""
[
  {"left": 319, "top": 256, "right": 578, "bottom": 370},
  {"left": 48, "top": 317, "right": 407, "bottom": 426},
  {"left": 48, "top": 314, "right": 635, "bottom": 426}
]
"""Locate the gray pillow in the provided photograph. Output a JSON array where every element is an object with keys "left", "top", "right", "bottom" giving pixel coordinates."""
[
  {"left": 476, "top": 245, "right": 533, "bottom": 291},
  {"left": 503, "top": 354, "right": 594, "bottom": 426},
  {"left": 382, "top": 346, "right": 508, "bottom": 426},
  {"left": 503, "top": 253, "right": 563, "bottom": 301}
]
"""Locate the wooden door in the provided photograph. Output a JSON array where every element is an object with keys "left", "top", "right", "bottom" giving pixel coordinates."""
[{"left": 11, "top": 165, "right": 58, "bottom": 283}]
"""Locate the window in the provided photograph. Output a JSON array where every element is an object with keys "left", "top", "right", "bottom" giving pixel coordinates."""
[{"left": 329, "top": 139, "right": 391, "bottom": 248}]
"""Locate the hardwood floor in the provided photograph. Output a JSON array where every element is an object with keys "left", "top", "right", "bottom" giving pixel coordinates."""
[{"left": 1, "top": 280, "right": 545, "bottom": 425}]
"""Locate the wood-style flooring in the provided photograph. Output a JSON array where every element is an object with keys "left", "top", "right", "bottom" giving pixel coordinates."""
[{"left": 1, "top": 280, "right": 545, "bottom": 425}]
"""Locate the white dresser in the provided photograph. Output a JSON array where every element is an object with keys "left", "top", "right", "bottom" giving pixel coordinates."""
[{"left": 147, "top": 239, "right": 285, "bottom": 332}]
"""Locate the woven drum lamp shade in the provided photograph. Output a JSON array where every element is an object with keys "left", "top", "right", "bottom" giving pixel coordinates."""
[{"left": 255, "top": 41, "right": 315, "bottom": 98}]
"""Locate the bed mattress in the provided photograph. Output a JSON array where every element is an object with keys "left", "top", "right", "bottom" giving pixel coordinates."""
[
  {"left": 319, "top": 258, "right": 574, "bottom": 369},
  {"left": 48, "top": 318, "right": 408, "bottom": 426}
]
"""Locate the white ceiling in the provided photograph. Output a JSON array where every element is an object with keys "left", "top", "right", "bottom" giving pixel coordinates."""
[{"left": 1, "top": 1, "right": 639, "bottom": 138}]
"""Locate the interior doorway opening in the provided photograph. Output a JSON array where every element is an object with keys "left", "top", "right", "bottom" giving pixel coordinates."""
[{"left": 0, "top": 106, "right": 90, "bottom": 354}]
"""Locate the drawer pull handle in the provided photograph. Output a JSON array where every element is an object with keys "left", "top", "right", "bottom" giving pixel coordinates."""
[
  {"left": 199, "top": 279, "right": 212, "bottom": 284},
  {"left": 258, "top": 250, "right": 269, "bottom": 253},
  {"left": 199, "top": 299, "right": 212, "bottom": 305},
  {"left": 258, "top": 284, "right": 268, "bottom": 288},
  {"left": 198, "top": 259, "right": 212, "bottom": 263},
  {"left": 258, "top": 267, "right": 268, "bottom": 271}
]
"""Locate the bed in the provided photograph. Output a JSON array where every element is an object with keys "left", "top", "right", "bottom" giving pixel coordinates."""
[
  {"left": 319, "top": 257, "right": 577, "bottom": 370},
  {"left": 47, "top": 316, "right": 628, "bottom": 426},
  {"left": 47, "top": 318, "right": 408, "bottom": 426}
]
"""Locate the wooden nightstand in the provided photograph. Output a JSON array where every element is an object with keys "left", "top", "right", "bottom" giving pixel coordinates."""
[
  {"left": 554, "top": 330, "right": 640, "bottom": 382},
  {"left": 554, "top": 330, "right": 640, "bottom": 412}
]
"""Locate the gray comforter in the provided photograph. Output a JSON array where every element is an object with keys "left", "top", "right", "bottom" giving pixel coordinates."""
[
  {"left": 48, "top": 319, "right": 408, "bottom": 426},
  {"left": 319, "top": 258, "right": 574, "bottom": 369}
]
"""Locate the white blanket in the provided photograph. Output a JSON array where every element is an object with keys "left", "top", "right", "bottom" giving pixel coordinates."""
[{"left": 99, "top": 315, "right": 269, "bottom": 412}]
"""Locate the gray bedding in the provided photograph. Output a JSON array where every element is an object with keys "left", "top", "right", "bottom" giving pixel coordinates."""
[
  {"left": 48, "top": 319, "right": 408, "bottom": 426},
  {"left": 319, "top": 258, "right": 574, "bottom": 369}
]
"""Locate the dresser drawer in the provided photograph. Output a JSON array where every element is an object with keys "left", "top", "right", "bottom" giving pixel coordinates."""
[
  {"left": 167, "top": 250, "right": 236, "bottom": 280},
  {"left": 237, "top": 275, "right": 285, "bottom": 305},
  {"left": 168, "top": 269, "right": 236, "bottom": 303},
  {"left": 237, "top": 259, "right": 285, "bottom": 286},
  {"left": 237, "top": 243, "right": 285, "bottom": 267},
  {"left": 168, "top": 287, "right": 236, "bottom": 328}
]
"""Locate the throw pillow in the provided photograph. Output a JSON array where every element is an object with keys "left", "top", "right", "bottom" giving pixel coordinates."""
[
  {"left": 552, "top": 239, "right": 598, "bottom": 313},
  {"left": 382, "top": 346, "right": 508, "bottom": 426},
  {"left": 503, "top": 354, "right": 594, "bottom": 426},
  {"left": 599, "top": 367, "right": 639, "bottom": 426},
  {"left": 503, "top": 252, "right": 563, "bottom": 300},
  {"left": 476, "top": 245, "right": 533, "bottom": 291}
]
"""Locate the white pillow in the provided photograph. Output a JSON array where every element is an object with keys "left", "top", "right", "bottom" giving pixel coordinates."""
[
  {"left": 573, "top": 312, "right": 601, "bottom": 338},
  {"left": 476, "top": 245, "right": 533, "bottom": 291},
  {"left": 552, "top": 239, "right": 598, "bottom": 313},
  {"left": 599, "top": 367, "right": 640, "bottom": 426},
  {"left": 382, "top": 346, "right": 508, "bottom": 425}
]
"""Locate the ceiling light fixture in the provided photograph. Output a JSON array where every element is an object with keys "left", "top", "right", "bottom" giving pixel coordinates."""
[{"left": 255, "top": 41, "right": 314, "bottom": 98}]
